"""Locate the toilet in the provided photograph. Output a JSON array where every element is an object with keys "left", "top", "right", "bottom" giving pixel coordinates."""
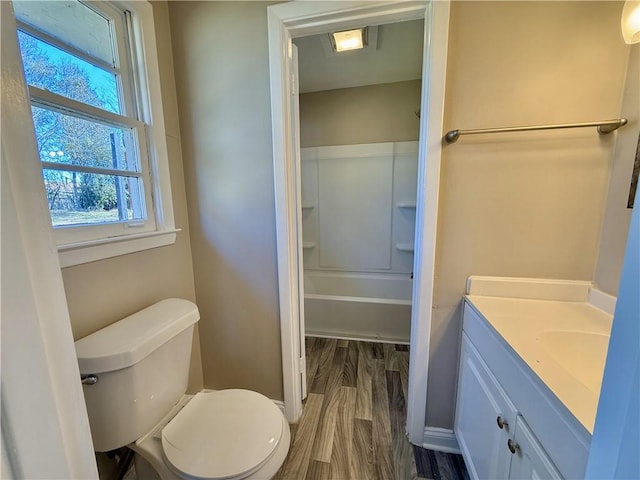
[{"left": 75, "top": 298, "right": 290, "bottom": 480}]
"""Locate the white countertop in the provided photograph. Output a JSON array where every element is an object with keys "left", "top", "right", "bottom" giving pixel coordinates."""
[{"left": 465, "top": 294, "right": 613, "bottom": 434}]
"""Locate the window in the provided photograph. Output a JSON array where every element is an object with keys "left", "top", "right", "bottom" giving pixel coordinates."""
[{"left": 13, "top": 0, "right": 176, "bottom": 266}]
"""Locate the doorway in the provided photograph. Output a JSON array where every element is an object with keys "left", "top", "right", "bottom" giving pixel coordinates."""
[
  {"left": 267, "top": 1, "right": 450, "bottom": 446},
  {"left": 295, "top": 20, "right": 422, "bottom": 350}
]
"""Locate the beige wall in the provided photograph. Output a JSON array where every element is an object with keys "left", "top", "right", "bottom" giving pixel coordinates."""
[
  {"left": 156, "top": 0, "right": 632, "bottom": 429},
  {"left": 299, "top": 80, "right": 422, "bottom": 147},
  {"left": 595, "top": 45, "right": 640, "bottom": 296},
  {"left": 168, "top": 2, "right": 283, "bottom": 400},
  {"left": 61, "top": 2, "right": 203, "bottom": 393},
  {"left": 427, "top": 1, "right": 629, "bottom": 428}
]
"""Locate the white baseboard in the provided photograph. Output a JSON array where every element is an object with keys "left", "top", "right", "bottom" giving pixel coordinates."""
[{"left": 422, "top": 427, "right": 461, "bottom": 454}]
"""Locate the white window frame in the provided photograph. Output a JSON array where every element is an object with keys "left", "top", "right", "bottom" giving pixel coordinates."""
[{"left": 15, "top": 0, "right": 177, "bottom": 267}]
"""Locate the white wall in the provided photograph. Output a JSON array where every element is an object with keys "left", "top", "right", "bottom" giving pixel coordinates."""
[
  {"left": 587, "top": 196, "right": 640, "bottom": 478},
  {"left": 594, "top": 44, "right": 640, "bottom": 296},
  {"left": 301, "top": 142, "right": 417, "bottom": 275},
  {"left": 298, "top": 81, "right": 422, "bottom": 277},
  {"left": 294, "top": 20, "right": 424, "bottom": 94},
  {"left": 168, "top": 1, "right": 284, "bottom": 400},
  {"left": 1, "top": 1, "right": 97, "bottom": 475},
  {"left": 429, "top": 0, "right": 630, "bottom": 429}
]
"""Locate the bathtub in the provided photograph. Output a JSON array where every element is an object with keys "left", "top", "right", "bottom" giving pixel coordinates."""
[{"left": 303, "top": 271, "right": 412, "bottom": 343}]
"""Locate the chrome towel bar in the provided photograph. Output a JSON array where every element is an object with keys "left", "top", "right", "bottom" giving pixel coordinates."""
[{"left": 444, "top": 118, "right": 628, "bottom": 144}]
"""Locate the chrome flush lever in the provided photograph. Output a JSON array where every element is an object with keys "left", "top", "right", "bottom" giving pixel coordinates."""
[{"left": 81, "top": 374, "right": 99, "bottom": 385}]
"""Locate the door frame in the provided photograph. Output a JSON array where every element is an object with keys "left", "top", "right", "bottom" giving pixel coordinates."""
[
  {"left": 267, "top": 0, "right": 450, "bottom": 445},
  {"left": 1, "top": 1, "right": 98, "bottom": 476}
]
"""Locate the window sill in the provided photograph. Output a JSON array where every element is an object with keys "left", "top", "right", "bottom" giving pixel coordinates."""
[{"left": 58, "top": 228, "right": 180, "bottom": 268}]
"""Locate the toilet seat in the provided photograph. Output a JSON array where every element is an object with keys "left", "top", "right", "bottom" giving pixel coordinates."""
[{"left": 161, "top": 390, "right": 284, "bottom": 480}]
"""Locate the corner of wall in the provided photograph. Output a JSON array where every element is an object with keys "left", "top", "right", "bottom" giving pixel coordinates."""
[{"left": 593, "top": 44, "right": 640, "bottom": 296}]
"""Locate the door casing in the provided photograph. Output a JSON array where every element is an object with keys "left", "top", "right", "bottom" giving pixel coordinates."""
[{"left": 267, "top": 0, "right": 450, "bottom": 445}]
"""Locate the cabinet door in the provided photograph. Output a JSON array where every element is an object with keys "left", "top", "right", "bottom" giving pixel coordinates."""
[
  {"left": 507, "top": 415, "right": 562, "bottom": 479},
  {"left": 455, "top": 335, "right": 516, "bottom": 480}
]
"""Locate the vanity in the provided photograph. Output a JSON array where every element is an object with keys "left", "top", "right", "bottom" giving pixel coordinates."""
[{"left": 455, "top": 277, "right": 615, "bottom": 479}]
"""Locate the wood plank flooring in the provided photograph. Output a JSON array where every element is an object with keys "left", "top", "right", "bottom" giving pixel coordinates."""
[{"left": 274, "top": 338, "right": 469, "bottom": 480}]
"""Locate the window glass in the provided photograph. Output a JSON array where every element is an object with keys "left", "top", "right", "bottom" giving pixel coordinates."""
[
  {"left": 42, "top": 171, "right": 146, "bottom": 227},
  {"left": 30, "top": 106, "right": 146, "bottom": 227},
  {"left": 12, "top": 0, "right": 173, "bottom": 262},
  {"left": 13, "top": 0, "right": 115, "bottom": 65},
  {"left": 31, "top": 107, "right": 137, "bottom": 171},
  {"left": 18, "top": 31, "right": 120, "bottom": 113}
]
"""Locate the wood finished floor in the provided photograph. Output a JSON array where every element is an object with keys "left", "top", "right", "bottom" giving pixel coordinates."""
[{"left": 274, "top": 338, "right": 469, "bottom": 480}]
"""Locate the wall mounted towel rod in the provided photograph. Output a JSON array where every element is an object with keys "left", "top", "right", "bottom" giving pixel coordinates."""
[{"left": 444, "top": 118, "right": 627, "bottom": 143}]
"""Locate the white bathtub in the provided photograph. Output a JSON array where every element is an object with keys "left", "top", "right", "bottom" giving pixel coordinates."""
[{"left": 303, "top": 271, "right": 412, "bottom": 343}]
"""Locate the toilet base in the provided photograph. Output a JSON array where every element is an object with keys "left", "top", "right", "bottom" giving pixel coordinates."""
[
  {"left": 129, "top": 392, "right": 291, "bottom": 480},
  {"left": 133, "top": 453, "right": 160, "bottom": 480}
]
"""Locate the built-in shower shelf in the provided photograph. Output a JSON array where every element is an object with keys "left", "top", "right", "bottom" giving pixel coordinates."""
[
  {"left": 396, "top": 201, "right": 416, "bottom": 209},
  {"left": 395, "top": 243, "right": 414, "bottom": 253},
  {"left": 301, "top": 204, "right": 315, "bottom": 209},
  {"left": 303, "top": 242, "right": 316, "bottom": 249}
]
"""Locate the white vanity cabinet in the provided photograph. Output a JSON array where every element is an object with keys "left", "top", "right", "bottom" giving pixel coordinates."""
[
  {"left": 455, "top": 335, "right": 515, "bottom": 479},
  {"left": 456, "top": 335, "right": 560, "bottom": 479},
  {"left": 508, "top": 415, "right": 561, "bottom": 479},
  {"left": 455, "top": 300, "right": 591, "bottom": 480}
]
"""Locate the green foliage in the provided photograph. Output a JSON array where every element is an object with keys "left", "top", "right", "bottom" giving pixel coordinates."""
[{"left": 78, "top": 175, "right": 117, "bottom": 211}]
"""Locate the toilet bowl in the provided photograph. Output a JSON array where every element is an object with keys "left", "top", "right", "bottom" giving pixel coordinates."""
[
  {"left": 131, "top": 390, "right": 290, "bottom": 480},
  {"left": 75, "top": 299, "right": 290, "bottom": 480}
]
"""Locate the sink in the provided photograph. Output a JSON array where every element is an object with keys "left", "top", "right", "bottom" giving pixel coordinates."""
[{"left": 538, "top": 331, "right": 610, "bottom": 393}]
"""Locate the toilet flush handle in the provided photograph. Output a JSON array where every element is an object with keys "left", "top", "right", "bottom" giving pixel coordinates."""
[{"left": 81, "top": 374, "right": 99, "bottom": 385}]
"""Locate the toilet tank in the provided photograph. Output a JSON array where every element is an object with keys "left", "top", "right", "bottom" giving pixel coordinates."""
[{"left": 75, "top": 299, "right": 200, "bottom": 452}]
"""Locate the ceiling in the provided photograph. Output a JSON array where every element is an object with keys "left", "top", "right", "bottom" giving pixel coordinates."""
[{"left": 293, "top": 19, "right": 424, "bottom": 94}]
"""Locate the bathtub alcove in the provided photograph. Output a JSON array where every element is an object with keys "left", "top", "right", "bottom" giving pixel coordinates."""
[{"left": 301, "top": 141, "right": 417, "bottom": 343}]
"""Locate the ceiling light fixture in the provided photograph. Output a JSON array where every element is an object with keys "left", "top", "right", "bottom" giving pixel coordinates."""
[
  {"left": 330, "top": 27, "right": 367, "bottom": 52},
  {"left": 622, "top": 0, "right": 640, "bottom": 44}
]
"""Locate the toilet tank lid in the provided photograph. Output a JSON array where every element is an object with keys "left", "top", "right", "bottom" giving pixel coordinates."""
[{"left": 75, "top": 299, "right": 199, "bottom": 374}]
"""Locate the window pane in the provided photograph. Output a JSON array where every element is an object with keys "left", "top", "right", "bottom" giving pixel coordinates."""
[
  {"left": 13, "top": 0, "right": 115, "bottom": 65},
  {"left": 43, "top": 171, "right": 146, "bottom": 227},
  {"left": 31, "top": 106, "right": 137, "bottom": 171},
  {"left": 18, "top": 31, "right": 120, "bottom": 114}
]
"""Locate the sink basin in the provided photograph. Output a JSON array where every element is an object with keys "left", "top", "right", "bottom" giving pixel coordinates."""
[{"left": 538, "top": 331, "right": 610, "bottom": 393}]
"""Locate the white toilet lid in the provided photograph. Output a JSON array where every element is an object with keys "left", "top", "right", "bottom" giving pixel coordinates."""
[{"left": 162, "top": 390, "right": 284, "bottom": 479}]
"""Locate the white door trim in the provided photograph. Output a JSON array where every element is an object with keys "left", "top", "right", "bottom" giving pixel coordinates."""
[
  {"left": 1, "top": 2, "right": 98, "bottom": 476},
  {"left": 291, "top": 42, "right": 308, "bottom": 401},
  {"left": 267, "top": 0, "right": 450, "bottom": 443},
  {"left": 407, "top": 0, "right": 450, "bottom": 444}
]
